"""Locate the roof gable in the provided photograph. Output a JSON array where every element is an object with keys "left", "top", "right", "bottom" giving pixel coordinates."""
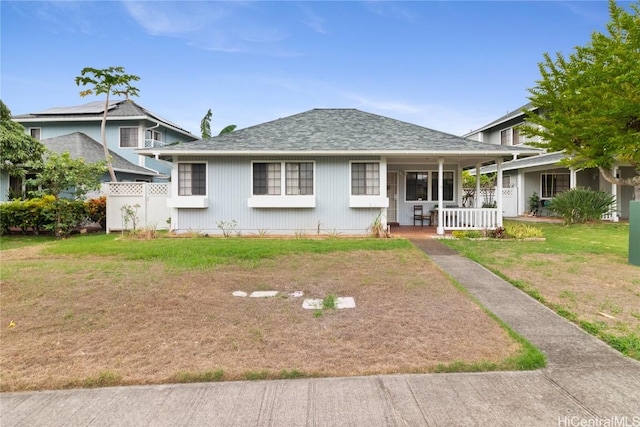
[{"left": 41, "top": 132, "right": 158, "bottom": 176}]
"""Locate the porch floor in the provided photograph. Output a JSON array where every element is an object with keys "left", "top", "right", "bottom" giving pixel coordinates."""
[{"left": 388, "top": 225, "right": 448, "bottom": 239}]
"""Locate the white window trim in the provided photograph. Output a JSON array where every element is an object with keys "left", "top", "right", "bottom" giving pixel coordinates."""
[
  {"left": 500, "top": 127, "right": 513, "bottom": 146},
  {"left": 167, "top": 161, "right": 208, "bottom": 208},
  {"left": 248, "top": 160, "right": 316, "bottom": 208},
  {"left": 119, "top": 126, "right": 140, "bottom": 149},
  {"left": 28, "top": 127, "right": 42, "bottom": 140},
  {"left": 540, "top": 172, "right": 570, "bottom": 199},
  {"left": 349, "top": 160, "right": 388, "bottom": 208},
  {"left": 404, "top": 170, "right": 455, "bottom": 203}
]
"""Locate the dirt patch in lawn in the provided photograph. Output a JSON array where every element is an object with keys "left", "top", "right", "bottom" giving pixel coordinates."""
[
  {"left": 1, "top": 245, "right": 522, "bottom": 391},
  {"left": 491, "top": 252, "right": 640, "bottom": 337}
]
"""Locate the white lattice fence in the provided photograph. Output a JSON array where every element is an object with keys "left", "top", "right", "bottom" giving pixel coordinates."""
[{"left": 106, "top": 183, "right": 171, "bottom": 233}]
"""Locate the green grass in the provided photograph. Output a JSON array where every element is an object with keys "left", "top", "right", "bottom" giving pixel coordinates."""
[
  {"left": 0, "top": 234, "right": 59, "bottom": 251},
  {"left": 0, "top": 233, "right": 413, "bottom": 271},
  {"left": 441, "top": 221, "right": 640, "bottom": 360}
]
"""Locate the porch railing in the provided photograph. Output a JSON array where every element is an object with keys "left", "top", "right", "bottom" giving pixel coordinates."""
[{"left": 438, "top": 208, "right": 499, "bottom": 230}]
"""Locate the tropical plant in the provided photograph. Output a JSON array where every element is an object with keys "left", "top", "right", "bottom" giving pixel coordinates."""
[
  {"left": 548, "top": 187, "right": 616, "bottom": 224},
  {"left": 75, "top": 66, "right": 141, "bottom": 182},
  {"left": 200, "top": 108, "right": 237, "bottom": 138}
]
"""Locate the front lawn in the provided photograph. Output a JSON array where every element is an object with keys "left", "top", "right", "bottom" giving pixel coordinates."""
[
  {"left": 0, "top": 234, "right": 541, "bottom": 391},
  {"left": 442, "top": 221, "right": 640, "bottom": 360}
]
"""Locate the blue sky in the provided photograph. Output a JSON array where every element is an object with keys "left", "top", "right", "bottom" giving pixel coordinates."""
[{"left": 0, "top": 1, "right": 623, "bottom": 137}]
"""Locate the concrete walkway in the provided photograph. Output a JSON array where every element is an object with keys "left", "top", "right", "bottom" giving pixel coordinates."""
[{"left": 2, "top": 239, "right": 639, "bottom": 427}]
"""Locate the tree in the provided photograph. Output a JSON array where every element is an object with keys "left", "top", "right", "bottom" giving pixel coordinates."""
[
  {"left": 26, "top": 151, "right": 106, "bottom": 236},
  {"left": 200, "top": 108, "right": 236, "bottom": 138},
  {"left": 27, "top": 151, "right": 106, "bottom": 201},
  {"left": 521, "top": 0, "right": 640, "bottom": 201},
  {"left": 75, "top": 66, "right": 140, "bottom": 182},
  {"left": 0, "top": 100, "right": 45, "bottom": 178}
]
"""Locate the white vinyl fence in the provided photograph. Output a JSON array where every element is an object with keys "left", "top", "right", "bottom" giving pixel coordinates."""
[{"left": 105, "top": 183, "right": 171, "bottom": 233}]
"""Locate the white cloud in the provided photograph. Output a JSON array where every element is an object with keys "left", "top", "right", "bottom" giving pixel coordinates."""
[{"left": 121, "top": 1, "right": 299, "bottom": 56}]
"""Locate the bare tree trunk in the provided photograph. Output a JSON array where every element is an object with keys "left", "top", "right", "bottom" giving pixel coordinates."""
[{"left": 102, "top": 96, "right": 117, "bottom": 182}]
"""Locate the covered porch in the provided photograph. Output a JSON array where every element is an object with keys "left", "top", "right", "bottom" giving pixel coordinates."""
[{"left": 383, "top": 155, "right": 516, "bottom": 236}]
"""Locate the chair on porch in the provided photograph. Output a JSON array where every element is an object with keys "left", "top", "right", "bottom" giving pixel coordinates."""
[{"left": 413, "top": 205, "right": 429, "bottom": 226}]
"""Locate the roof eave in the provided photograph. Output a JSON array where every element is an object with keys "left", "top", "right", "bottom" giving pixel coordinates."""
[
  {"left": 13, "top": 116, "right": 196, "bottom": 139},
  {"left": 137, "top": 148, "right": 541, "bottom": 158}
]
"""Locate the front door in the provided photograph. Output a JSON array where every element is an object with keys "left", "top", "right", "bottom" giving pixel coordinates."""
[{"left": 387, "top": 172, "right": 398, "bottom": 223}]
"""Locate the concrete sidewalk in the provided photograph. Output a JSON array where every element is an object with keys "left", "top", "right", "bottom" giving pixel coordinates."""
[{"left": 2, "top": 239, "right": 639, "bottom": 427}]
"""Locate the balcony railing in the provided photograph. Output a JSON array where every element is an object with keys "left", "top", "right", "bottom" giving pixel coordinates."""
[{"left": 144, "top": 139, "right": 168, "bottom": 148}]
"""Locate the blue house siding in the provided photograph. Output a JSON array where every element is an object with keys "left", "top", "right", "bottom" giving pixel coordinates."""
[
  {"left": 0, "top": 172, "right": 9, "bottom": 202},
  {"left": 172, "top": 156, "right": 385, "bottom": 235}
]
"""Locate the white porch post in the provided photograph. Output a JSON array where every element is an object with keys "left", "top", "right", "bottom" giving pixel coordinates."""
[
  {"left": 569, "top": 168, "right": 577, "bottom": 189},
  {"left": 496, "top": 158, "right": 503, "bottom": 228},
  {"left": 475, "top": 162, "right": 482, "bottom": 207},
  {"left": 437, "top": 158, "right": 444, "bottom": 235},
  {"left": 612, "top": 166, "right": 619, "bottom": 222}
]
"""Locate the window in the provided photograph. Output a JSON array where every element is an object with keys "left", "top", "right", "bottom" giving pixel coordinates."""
[
  {"left": 432, "top": 171, "right": 454, "bottom": 201},
  {"left": 29, "top": 128, "right": 41, "bottom": 140},
  {"left": 253, "top": 163, "right": 281, "bottom": 195},
  {"left": 541, "top": 173, "right": 570, "bottom": 198},
  {"left": 145, "top": 130, "right": 162, "bottom": 142},
  {"left": 406, "top": 171, "right": 454, "bottom": 202},
  {"left": 286, "top": 162, "right": 313, "bottom": 195},
  {"left": 178, "top": 163, "right": 206, "bottom": 196},
  {"left": 502, "top": 175, "right": 512, "bottom": 188},
  {"left": 501, "top": 127, "right": 523, "bottom": 146},
  {"left": 406, "top": 172, "right": 428, "bottom": 201},
  {"left": 252, "top": 162, "right": 313, "bottom": 196},
  {"left": 351, "top": 163, "right": 380, "bottom": 195},
  {"left": 120, "top": 127, "right": 138, "bottom": 148}
]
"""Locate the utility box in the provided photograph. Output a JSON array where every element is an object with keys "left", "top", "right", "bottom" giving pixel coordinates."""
[{"left": 630, "top": 201, "right": 640, "bottom": 266}]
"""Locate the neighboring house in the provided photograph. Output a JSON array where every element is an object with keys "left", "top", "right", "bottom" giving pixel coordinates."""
[
  {"left": 2, "top": 132, "right": 162, "bottom": 201},
  {"left": 12, "top": 99, "right": 199, "bottom": 180},
  {"left": 463, "top": 103, "right": 633, "bottom": 220},
  {"left": 138, "top": 108, "right": 539, "bottom": 236}
]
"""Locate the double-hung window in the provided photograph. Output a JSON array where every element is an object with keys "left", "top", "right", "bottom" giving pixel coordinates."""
[
  {"left": 351, "top": 163, "right": 380, "bottom": 195},
  {"left": 120, "top": 127, "right": 138, "bottom": 148},
  {"left": 178, "top": 163, "right": 206, "bottom": 196},
  {"left": 349, "top": 161, "right": 387, "bottom": 208},
  {"left": 250, "top": 161, "right": 315, "bottom": 208}
]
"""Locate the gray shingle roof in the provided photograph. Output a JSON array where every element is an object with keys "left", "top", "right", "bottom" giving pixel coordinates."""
[
  {"left": 42, "top": 132, "right": 159, "bottom": 176},
  {"left": 141, "top": 109, "right": 540, "bottom": 155},
  {"left": 14, "top": 100, "right": 196, "bottom": 138}
]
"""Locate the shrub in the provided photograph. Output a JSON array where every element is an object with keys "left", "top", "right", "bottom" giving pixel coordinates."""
[
  {"left": 487, "top": 226, "right": 507, "bottom": 239},
  {"left": 548, "top": 187, "right": 615, "bottom": 225},
  {"left": 452, "top": 230, "right": 484, "bottom": 239},
  {"left": 0, "top": 196, "right": 87, "bottom": 236},
  {"left": 504, "top": 223, "right": 544, "bottom": 239},
  {"left": 85, "top": 196, "right": 106, "bottom": 229}
]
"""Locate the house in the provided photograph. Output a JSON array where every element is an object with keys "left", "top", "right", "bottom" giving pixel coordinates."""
[
  {"left": 463, "top": 103, "right": 633, "bottom": 220},
  {"left": 12, "top": 99, "right": 199, "bottom": 180},
  {"left": 3, "top": 132, "right": 161, "bottom": 200},
  {"left": 137, "top": 108, "right": 539, "bottom": 236}
]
